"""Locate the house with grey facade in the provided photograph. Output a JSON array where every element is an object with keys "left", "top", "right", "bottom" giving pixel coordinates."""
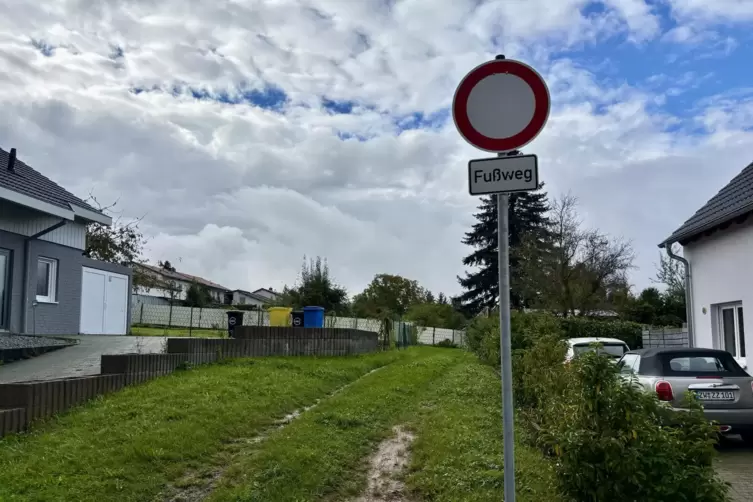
[
  {"left": 659, "top": 161, "right": 753, "bottom": 371},
  {"left": 0, "top": 147, "right": 132, "bottom": 335}
]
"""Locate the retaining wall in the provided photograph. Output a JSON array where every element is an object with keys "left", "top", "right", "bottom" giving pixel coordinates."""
[{"left": 167, "top": 327, "right": 379, "bottom": 357}]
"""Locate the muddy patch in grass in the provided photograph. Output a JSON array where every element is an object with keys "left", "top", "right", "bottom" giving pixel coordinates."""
[
  {"left": 163, "top": 367, "right": 386, "bottom": 502},
  {"left": 355, "top": 425, "right": 415, "bottom": 502}
]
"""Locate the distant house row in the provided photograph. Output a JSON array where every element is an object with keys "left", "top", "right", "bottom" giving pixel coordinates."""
[{"left": 131, "top": 263, "right": 281, "bottom": 309}]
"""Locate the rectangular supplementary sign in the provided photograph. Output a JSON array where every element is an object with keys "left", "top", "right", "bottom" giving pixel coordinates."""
[{"left": 468, "top": 154, "right": 539, "bottom": 196}]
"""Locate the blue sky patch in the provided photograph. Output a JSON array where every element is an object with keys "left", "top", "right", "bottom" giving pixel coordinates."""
[
  {"left": 129, "top": 83, "right": 288, "bottom": 111},
  {"left": 323, "top": 98, "right": 356, "bottom": 114},
  {"left": 31, "top": 39, "right": 55, "bottom": 57}
]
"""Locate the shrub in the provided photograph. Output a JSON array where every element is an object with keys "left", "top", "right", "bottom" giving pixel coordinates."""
[
  {"left": 435, "top": 339, "right": 458, "bottom": 348},
  {"left": 512, "top": 332, "right": 569, "bottom": 412},
  {"left": 560, "top": 317, "right": 643, "bottom": 349},
  {"left": 466, "top": 311, "right": 563, "bottom": 367},
  {"left": 538, "top": 351, "right": 728, "bottom": 502}
]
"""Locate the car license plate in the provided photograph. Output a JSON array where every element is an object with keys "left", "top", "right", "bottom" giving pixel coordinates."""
[{"left": 695, "top": 391, "right": 735, "bottom": 401}]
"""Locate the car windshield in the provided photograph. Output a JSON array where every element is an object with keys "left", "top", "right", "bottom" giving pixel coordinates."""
[
  {"left": 662, "top": 353, "right": 748, "bottom": 377},
  {"left": 573, "top": 343, "right": 627, "bottom": 359}
]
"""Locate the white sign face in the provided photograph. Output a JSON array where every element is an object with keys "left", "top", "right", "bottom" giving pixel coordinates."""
[
  {"left": 452, "top": 59, "right": 550, "bottom": 153},
  {"left": 468, "top": 155, "right": 538, "bottom": 196}
]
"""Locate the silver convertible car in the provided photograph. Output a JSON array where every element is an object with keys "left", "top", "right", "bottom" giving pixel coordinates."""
[{"left": 618, "top": 347, "right": 753, "bottom": 443}]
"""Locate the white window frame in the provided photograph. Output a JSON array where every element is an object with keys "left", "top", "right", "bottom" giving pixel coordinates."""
[
  {"left": 717, "top": 302, "right": 745, "bottom": 358},
  {"left": 36, "top": 257, "right": 58, "bottom": 303}
]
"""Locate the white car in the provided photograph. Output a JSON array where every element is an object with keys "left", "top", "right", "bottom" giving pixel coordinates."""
[{"left": 565, "top": 337, "right": 631, "bottom": 363}]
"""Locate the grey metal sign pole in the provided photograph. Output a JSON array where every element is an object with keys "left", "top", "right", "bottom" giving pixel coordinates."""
[
  {"left": 452, "top": 53, "right": 550, "bottom": 502},
  {"left": 497, "top": 154, "right": 516, "bottom": 502}
]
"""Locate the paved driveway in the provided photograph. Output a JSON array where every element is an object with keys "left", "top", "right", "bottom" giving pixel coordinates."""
[
  {"left": 0, "top": 336, "right": 166, "bottom": 383},
  {"left": 717, "top": 436, "right": 753, "bottom": 502}
]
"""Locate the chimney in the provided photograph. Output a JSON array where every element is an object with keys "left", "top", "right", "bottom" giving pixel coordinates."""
[{"left": 7, "top": 148, "right": 16, "bottom": 172}]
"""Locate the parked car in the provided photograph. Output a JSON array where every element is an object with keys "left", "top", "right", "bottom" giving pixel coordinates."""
[
  {"left": 618, "top": 347, "right": 753, "bottom": 442},
  {"left": 565, "top": 337, "right": 630, "bottom": 363}
]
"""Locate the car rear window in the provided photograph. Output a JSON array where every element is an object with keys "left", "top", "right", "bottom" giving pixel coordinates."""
[
  {"left": 573, "top": 343, "right": 627, "bottom": 358},
  {"left": 659, "top": 352, "right": 748, "bottom": 377}
]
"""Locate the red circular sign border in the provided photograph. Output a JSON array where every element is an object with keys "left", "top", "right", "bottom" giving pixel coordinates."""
[{"left": 452, "top": 59, "right": 550, "bottom": 152}]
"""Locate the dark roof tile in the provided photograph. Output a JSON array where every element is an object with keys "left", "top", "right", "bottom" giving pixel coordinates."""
[
  {"left": 0, "top": 147, "right": 101, "bottom": 213},
  {"left": 660, "top": 161, "right": 753, "bottom": 246}
]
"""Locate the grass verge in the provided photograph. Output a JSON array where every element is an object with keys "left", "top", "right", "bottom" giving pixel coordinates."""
[
  {"left": 405, "top": 351, "right": 563, "bottom": 502},
  {"left": 0, "top": 352, "right": 402, "bottom": 502},
  {"left": 207, "top": 347, "right": 461, "bottom": 501}
]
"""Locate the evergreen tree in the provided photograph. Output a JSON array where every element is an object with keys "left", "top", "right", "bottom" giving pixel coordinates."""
[{"left": 458, "top": 185, "right": 552, "bottom": 316}]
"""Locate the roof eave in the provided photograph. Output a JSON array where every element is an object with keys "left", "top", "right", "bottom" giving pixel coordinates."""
[
  {"left": 659, "top": 206, "right": 753, "bottom": 249},
  {"left": 70, "top": 204, "right": 112, "bottom": 226},
  {"left": 0, "top": 185, "right": 76, "bottom": 221}
]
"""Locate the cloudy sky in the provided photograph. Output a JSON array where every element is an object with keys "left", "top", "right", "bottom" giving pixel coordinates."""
[{"left": 1, "top": 0, "right": 752, "bottom": 299}]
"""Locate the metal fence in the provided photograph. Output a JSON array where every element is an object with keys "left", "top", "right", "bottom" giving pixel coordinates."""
[
  {"left": 641, "top": 326, "right": 689, "bottom": 349},
  {"left": 130, "top": 303, "right": 466, "bottom": 347}
]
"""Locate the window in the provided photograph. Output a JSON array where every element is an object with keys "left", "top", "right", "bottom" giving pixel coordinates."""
[
  {"left": 662, "top": 353, "right": 747, "bottom": 377},
  {"left": 573, "top": 343, "right": 629, "bottom": 359},
  {"left": 718, "top": 303, "right": 745, "bottom": 358},
  {"left": 619, "top": 354, "right": 639, "bottom": 374},
  {"left": 36, "top": 257, "right": 58, "bottom": 303},
  {"left": 0, "top": 249, "right": 9, "bottom": 329}
]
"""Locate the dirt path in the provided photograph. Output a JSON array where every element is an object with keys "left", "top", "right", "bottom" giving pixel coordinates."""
[
  {"left": 163, "top": 366, "right": 386, "bottom": 502},
  {"left": 354, "top": 426, "right": 415, "bottom": 502}
]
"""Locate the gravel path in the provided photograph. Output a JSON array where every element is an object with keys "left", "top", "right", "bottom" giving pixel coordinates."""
[{"left": 0, "top": 334, "right": 72, "bottom": 349}]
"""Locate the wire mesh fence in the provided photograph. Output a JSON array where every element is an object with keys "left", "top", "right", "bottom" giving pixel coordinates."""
[{"left": 130, "top": 303, "right": 466, "bottom": 347}]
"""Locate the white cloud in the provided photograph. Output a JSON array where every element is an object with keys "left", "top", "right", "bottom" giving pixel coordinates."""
[
  {"left": 0, "top": 0, "right": 751, "bottom": 301},
  {"left": 668, "top": 0, "right": 753, "bottom": 23}
]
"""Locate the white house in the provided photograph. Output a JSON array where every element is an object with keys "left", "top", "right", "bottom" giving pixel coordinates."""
[
  {"left": 659, "top": 161, "right": 753, "bottom": 370},
  {"left": 229, "top": 289, "right": 274, "bottom": 307},
  {"left": 133, "top": 263, "right": 231, "bottom": 306},
  {"left": 250, "top": 288, "right": 282, "bottom": 302}
]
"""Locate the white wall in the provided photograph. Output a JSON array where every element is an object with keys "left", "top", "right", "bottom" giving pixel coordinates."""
[
  {"left": 0, "top": 199, "right": 87, "bottom": 249},
  {"left": 139, "top": 284, "right": 188, "bottom": 301},
  {"left": 232, "top": 292, "right": 266, "bottom": 307},
  {"left": 685, "top": 219, "right": 753, "bottom": 369},
  {"left": 253, "top": 289, "right": 279, "bottom": 300}
]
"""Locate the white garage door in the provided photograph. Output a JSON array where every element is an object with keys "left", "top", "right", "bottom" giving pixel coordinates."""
[{"left": 80, "top": 267, "right": 129, "bottom": 335}]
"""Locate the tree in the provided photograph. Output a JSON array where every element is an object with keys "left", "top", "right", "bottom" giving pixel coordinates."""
[
  {"left": 458, "top": 182, "right": 552, "bottom": 316},
  {"left": 280, "top": 256, "right": 349, "bottom": 314},
  {"left": 519, "top": 194, "right": 634, "bottom": 317},
  {"left": 83, "top": 195, "right": 150, "bottom": 290},
  {"left": 159, "top": 260, "right": 176, "bottom": 272},
  {"left": 437, "top": 292, "right": 449, "bottom": 305},
  {"left": 405, "top": 302, "right": 467, "bottom": 330},
  {"left": 352, "top": 274, "right": 426, "bottom": 318},
  {"left": 185, "top": 281, "right": 212, "bottom": 308},
  {"left": 425, "top": 291, "right": 436, "bottom": 303},
  {"left": 654, "top": 244, "right": 685, "bottom": 296}
]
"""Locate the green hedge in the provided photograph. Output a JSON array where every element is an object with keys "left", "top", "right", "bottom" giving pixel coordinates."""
[
  {"left": 560, "top": 317, "right": 643, "bottom": 349},
  {"left": 466, "top": 314, "right": 644, "bottom": 365}
]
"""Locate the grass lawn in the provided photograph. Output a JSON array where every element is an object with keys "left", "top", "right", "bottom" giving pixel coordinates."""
[
  {"left": 208, "top": 347, "right": 458, "bottom": 501},
  {"left": 405, "top": 352, "right": 563, "bottom": 502},
  {"left": 130, "top": 325, "right": 226, "bottom": 337},
  {"left": 0, "top": 347, "right": 561, "bottom": 502},
  {"left": 208, "top": 349, "right": 562, "bottom": 502},
  {"left": 0, "top": 352, "right": 403, "bottom": 502}
]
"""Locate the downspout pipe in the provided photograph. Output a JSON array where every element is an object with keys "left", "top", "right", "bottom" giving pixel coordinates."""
[
  {"left": 20, "top": 220, "right": 67, "bottom": 334},
  {"left": 666, "top": 243, "right": 694, "bottom": 347}
]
